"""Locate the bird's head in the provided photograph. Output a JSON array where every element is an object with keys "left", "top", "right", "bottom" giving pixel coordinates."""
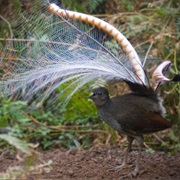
[{"left": 89, "top": 87, "right": 110, "bottom": 107}]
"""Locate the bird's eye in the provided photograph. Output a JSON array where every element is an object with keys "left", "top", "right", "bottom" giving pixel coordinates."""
[{"left": 98, "top": 92, "right": 102, "bottom": 95}]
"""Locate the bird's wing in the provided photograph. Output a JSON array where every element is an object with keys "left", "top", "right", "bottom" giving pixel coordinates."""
[
  {"left": 134, "top": 112, "right": 171, "bottom": 134},
  {"left": 117, "top": 111, "right": 171, "bottom": 135},
  {"left": 109, "top": 94, "right": 170, "bottom": 134}
]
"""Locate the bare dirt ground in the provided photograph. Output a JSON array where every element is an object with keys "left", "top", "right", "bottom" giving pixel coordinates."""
[{"left": 0, "top": 144, "right": 180, "bottom": 180}]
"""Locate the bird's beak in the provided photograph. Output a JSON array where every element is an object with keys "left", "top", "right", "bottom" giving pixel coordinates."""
[
  {"left": 88, "top": 95, "right": 93, "bottom": 99},
  {"left": 88, "top": 92, "right": 95, "bottom": 99}
]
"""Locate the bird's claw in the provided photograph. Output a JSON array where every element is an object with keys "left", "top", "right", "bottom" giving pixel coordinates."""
[
  {"left": 108, "top": 163, "right": 132, "bottom": 172},
  {"left": 129, "top": 169, "right": 139, "bottom": 178},
  {"left": 119, "top": 169, "right": 139, "bottom": 180}
]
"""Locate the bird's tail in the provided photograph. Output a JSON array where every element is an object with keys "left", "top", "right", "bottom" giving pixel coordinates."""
[{"left": 0, "top": 1, "right": 174, "bottom": 107}]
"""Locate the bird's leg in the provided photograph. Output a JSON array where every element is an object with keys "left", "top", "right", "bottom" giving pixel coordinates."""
[
  {"left": 109, "top": 136, "right": 134, "bottom": 171},
  {"left": 121, "top": 136, "right": 134, "bottom": 168},
  {"left": 129, "top": 136, "right": 144, "bottom": 177}
]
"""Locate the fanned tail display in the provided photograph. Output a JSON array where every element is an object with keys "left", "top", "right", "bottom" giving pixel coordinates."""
[{"left": 0, "top": 1, "right": 172, "bottom": 107}]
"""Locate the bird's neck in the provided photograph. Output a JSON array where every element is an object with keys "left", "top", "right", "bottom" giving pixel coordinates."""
[{"left": 96, "top": 97, "right": 111, "bottom": 109}]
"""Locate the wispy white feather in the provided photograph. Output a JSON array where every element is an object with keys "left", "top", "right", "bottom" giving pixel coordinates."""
[{"left": 0, "top": 2, "right": 170, "bottom": 107}]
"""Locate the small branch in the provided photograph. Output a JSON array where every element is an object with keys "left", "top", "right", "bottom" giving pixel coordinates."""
[
  {"left": 143, "top": 142, "right": 150, "bottom": 149},
  {"left": 152, "top": 133, "right": 165, "bottom": 144},
  {"left": 0, "top": 149, "right": 9, "bottom": 160},
  {"left": 134, "top": 39, "right": 151, "bottom": 48},
  {"left": 143, "top": 40, "right": 154, "bottom": 67},
  {"left": 105, "top": 134, "right": 112, "bottom": 145},
  {"left": 22, "top": 112, "right": 109, "bottom": 135}
]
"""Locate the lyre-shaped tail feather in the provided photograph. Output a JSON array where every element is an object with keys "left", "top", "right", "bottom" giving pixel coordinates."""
[
  {"left": 0, "top": 2, "right": 147, "bottom": 105},
  {"left": 152, "top": 61, "right": 171, "bottom": 90},
  {"left": 3, "top": 2, "right": 172, "bottom": 107},
  {"left": 48, "top": 3, "right": 146, "bottom": 84}
]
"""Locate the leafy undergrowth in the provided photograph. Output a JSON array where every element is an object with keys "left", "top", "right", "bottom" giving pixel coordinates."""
[{"left": 0, "top": 0, "right": 179, "bottom": 178}]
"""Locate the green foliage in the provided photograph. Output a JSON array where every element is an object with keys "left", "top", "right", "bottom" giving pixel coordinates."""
[
  {"left": 0, "top": 0, "right": 179, "bottom": 152},
  {"left": 12, "top": 0, "right": 21, "bottom": 11},
  {"left": 59, "top": 86, "right": 98, "bottom": 123},
  {"left": 120, "top": 0, "right": 134, "bottom": 12},
  {"left": 0, "top": 134, "right": 32, "bottom": 154},
  {"left": 0, "top": 94, "right": 28, "bottom": 127},
  {"left": 0, "top": 92, "right": 102, "bottom": 150},
  {"left": 62, "top": 0, "right": 104, "bottom": 13}
]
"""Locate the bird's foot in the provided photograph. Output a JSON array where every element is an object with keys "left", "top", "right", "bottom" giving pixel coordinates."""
[
  {"left": 128, "top": 168, "right": 139, "bottom": 178},
  {"left": 108, "top": 163, "right": 132, "bottom": 172},
  {"left": 119, "top": 169, "right": 139, "bottom": 179},
  {"left": 120, "top": 168, "right": 146, "bottom": 180}
]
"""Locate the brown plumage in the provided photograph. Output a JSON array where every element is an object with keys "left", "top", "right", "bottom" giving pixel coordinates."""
[{"left": 89, "top": 83, "right": 171, "bottom": 177}]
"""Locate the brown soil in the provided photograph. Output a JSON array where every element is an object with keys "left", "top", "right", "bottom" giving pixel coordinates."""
[{"left": 0, "top": 145, "right": 180, "bottom": 180}]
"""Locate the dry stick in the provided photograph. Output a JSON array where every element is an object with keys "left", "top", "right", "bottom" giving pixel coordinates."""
[
  {"left": 23, "top": 113, "right": 165, "bottom": 146},
  {"left": 152, "top": 133, "right": 165, "bottom": 144},
  {"left": 22, "top": 112, "right": 109, "bottom": 135},
  {"left": 143, "top": 40, "right": 154, "bottom": 67},
  {"left": 0, "top": 149, "right": 9, "bottom": 160},
  {"left": 143, "top": 133, "right": 165, "bottom": 150},
  {"left": 23, "top": 114, "right": 164, "bottom": 148},
  {"left": 134, "top": 39, "right": 151, "bottom": 48},
  {"left": 143, "top": 142, "right": 150, "bottom": 149},
  {"left": 105, "top": 134, "right": 112, "bottom": 145}
]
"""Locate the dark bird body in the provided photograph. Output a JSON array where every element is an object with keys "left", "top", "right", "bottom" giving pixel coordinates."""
[
  {"left": 89, "top": 84, "right": 171, "bottom": 177},
  {"left": 94, "top": 89, "right": 170, "bottom": 135}
]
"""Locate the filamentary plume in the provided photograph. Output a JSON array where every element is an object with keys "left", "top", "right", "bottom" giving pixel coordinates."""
[{"left": 0, "top": 1, "right": 171, "bottom": 107}]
